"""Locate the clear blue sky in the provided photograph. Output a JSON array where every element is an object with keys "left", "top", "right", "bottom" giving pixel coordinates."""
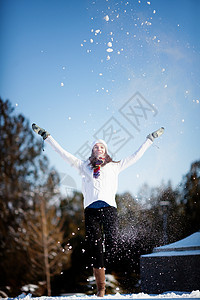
[{"left": 1, "top": 0, "right": 200, "bottom": 198}]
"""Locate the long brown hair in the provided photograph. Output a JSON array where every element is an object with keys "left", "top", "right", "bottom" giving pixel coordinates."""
[{"left": 88, "top": 150, "right": 118, "bottom": 168}]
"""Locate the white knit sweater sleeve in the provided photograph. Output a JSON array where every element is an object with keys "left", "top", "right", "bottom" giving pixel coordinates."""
[
  {"left": 45, "top": 135, "right": 83, "bottom": 171},
  {"left": 118, "top": 138, "right": 153, "bottom": 173}
]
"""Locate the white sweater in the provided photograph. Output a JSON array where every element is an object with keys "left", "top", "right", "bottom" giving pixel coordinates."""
[{"left": 46, "top": 136, "right": 153, "bottom": 209}]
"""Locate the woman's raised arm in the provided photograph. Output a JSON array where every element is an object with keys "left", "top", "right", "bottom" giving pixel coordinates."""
[{"left": 32, "top": 123, "right": 83, "bottom": 171}]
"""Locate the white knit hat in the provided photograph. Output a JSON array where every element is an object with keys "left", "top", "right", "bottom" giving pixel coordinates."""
[{"left": 91, "top": 139, "right": 108, "bottom": 153}]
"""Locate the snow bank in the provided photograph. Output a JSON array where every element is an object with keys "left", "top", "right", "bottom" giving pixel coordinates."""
[
  {"left": 153, "top": 232, "right": 200, "bottom": 253},
  {"left": 9, "top": 290, "right": 200, "bottom": 300},
  {"left": 141, "top": 249, "right": 200, "bottom": 257},
  {"left": 141, "top": 232, "right": 200, "bottom": 257}
]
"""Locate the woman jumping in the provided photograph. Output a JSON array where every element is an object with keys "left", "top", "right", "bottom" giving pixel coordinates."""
[{"left": 32, "top": 123, "right": 164, "bottom": 297}]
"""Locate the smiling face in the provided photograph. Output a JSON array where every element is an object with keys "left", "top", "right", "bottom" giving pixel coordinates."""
[{"left": 93, "top": 143, "right": 106, "bottom": 158}]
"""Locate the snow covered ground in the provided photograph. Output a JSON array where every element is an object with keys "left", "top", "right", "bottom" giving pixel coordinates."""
[{"left": 6, "top": 290, "right": 200, "bottom": 300}]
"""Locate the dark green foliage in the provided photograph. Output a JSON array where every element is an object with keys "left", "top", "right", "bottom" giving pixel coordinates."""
[
  {"left": 179, "top": 160, "right": 200, "bottom": 235},
  {"left": 0, "top": 98, "right": 71, "bottom": 296},
  {"left": 0, "top": 98, "right": 42, "bottom": 295}
]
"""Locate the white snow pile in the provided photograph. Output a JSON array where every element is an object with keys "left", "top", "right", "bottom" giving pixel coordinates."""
[
  {"left": 7, "top": 290, "right": 200, "bottom": 300},
  {"left": 142, "top": 232, "right": 200, "bottom": 257}
]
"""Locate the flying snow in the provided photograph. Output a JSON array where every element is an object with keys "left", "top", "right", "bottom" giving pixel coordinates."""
[
  {"left": 104, "top": 15, "right": 109, "bottom": 21},
  {"left": 95, "top": 29, "right": 101, "bottom": 35}
]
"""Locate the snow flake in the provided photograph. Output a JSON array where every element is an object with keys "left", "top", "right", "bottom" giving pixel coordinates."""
[
  {"left": 107, "top": 42, "right": 112, "bottom": 47},
  {"left": 182, "top": 119, "right": 185, "bottom": 123},
  {"left": 95, "top": 29, "right": 101, "bottom": 34},
  {"left": 153, "top": 10, "right": 156, "bottom": 14},
  {"left": 147, "top": 1, "right": 151, "bottom": 5},
  {"left": 107, "top": 55, "right": 111, "bottom": 60},
  {"left": 99, "top": 73, "right": 103, "bottom": 76},
  {"left": 106, "top": 48, "right": 113, "bottom": 52},
  {"left": 90, "top": 38, "right": 94, "bottom": 43},
  {"left": 68, "top": 116, "right": 71, "bottom": 120},
  {"left": 164, "top": 84, "right": 168, "bottom": 88},
  {"left": 60, "top": 82, "right": 64, "bottom": 87},
  {"left": 104, "top": 15, "right": 109, "bottom": 21},
  {"left": 22, "top": 284, "right": 38, "bottom": 293}
]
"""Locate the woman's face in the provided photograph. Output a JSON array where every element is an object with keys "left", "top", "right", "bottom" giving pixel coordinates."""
[{"left": 93, "top": 143, "right": 106, "bottom": 158}]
